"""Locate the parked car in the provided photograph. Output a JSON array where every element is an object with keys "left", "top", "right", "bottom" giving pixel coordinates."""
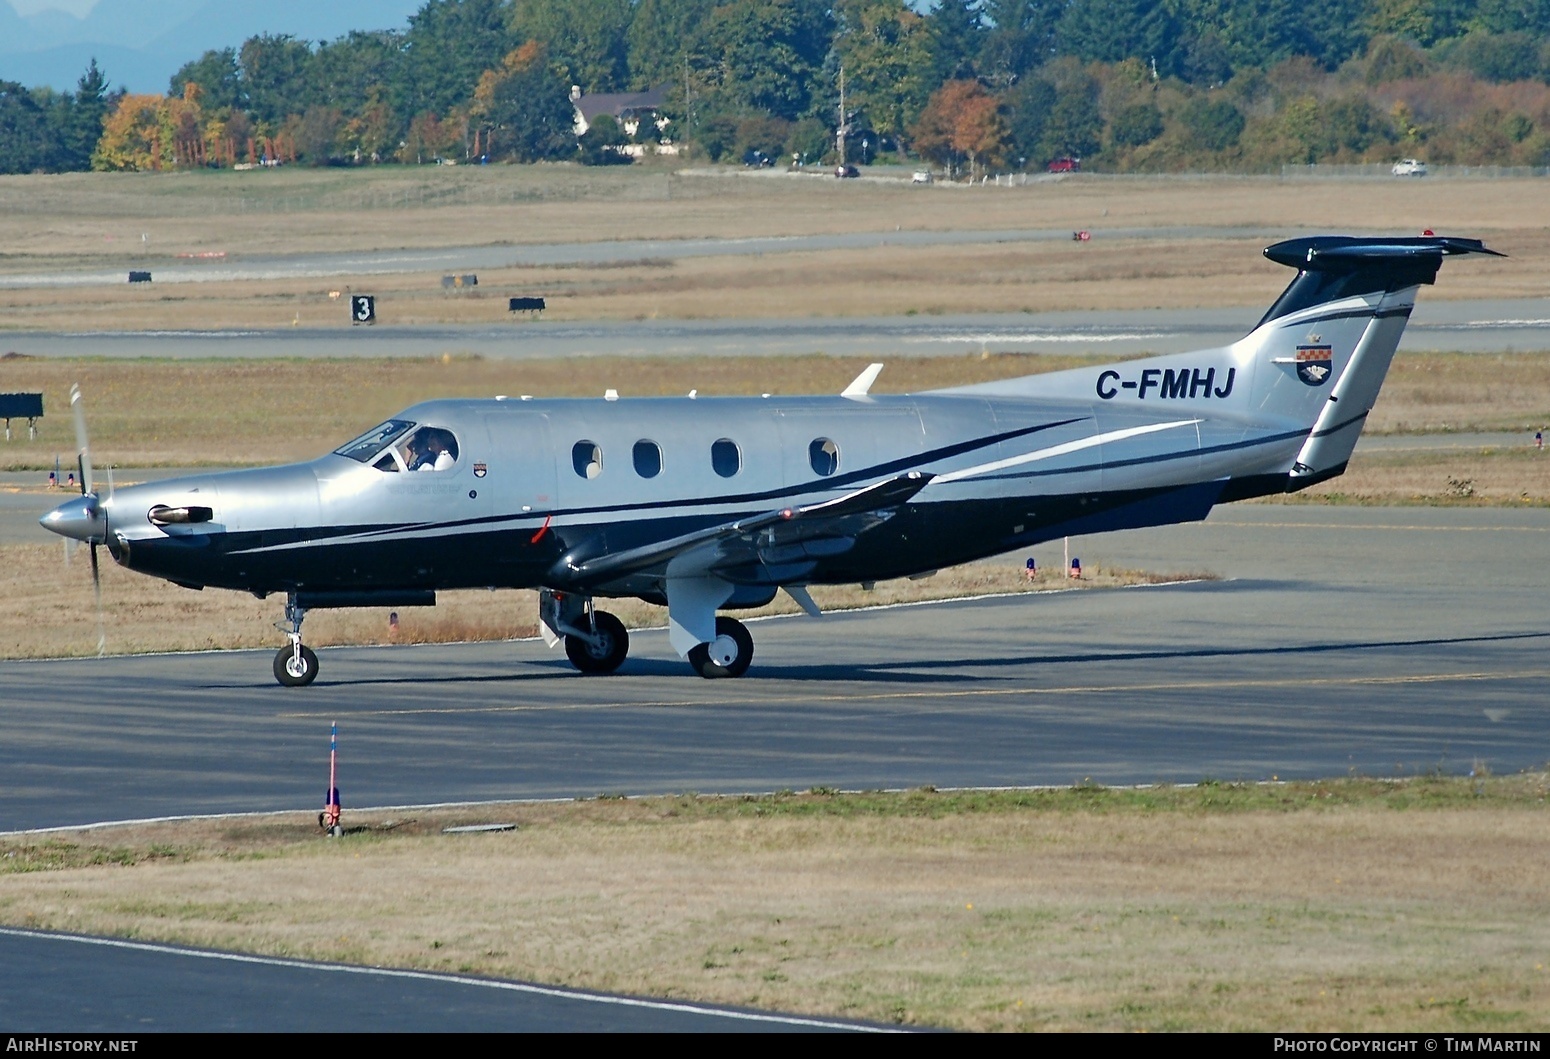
[
  {"left": 911, "top": 170, "right": 932, "bottom": 184},
  {"left": 835, "top": 164, "right": 859, "bottom": 178},
  {"left": 1047, "top": 157, "right": 1081, "bottom": 173},
  {"left": 1392, "top": 158, "right": 1428, "bottom": 176}
]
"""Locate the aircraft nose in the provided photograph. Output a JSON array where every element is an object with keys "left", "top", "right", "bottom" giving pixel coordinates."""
[{"left": 40, "top": 494, "right": 106, "bottom": 543}]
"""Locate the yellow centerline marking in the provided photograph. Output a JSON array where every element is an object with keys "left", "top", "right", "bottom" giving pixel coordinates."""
[{"left": 277, "top": 668, "right": 1550, "bottom": 719}]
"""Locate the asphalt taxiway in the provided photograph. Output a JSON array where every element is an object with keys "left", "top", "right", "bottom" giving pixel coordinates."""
[
  {"left": 4, "top": 503, "right": 1547, "bottom": 1029},
  {"left": 0, "top": 928, "right": 879, "bottom": 1033},
  {"left": 5, "top": 296, "right": 1549, "bottom": 362},
  {"left": 5, "top": 504, "right": 1546, "bottom": 834}
]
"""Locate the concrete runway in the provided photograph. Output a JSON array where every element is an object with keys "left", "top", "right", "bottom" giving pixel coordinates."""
[
  {"left": 5, "top": 503, "right": 1548, "bottom": 1029},
  {"left": 5, "top": 297, "right": 1549, "bottom": 362}
]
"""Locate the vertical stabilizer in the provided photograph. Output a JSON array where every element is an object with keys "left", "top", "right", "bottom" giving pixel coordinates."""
[{"left": 1252, "top": 236, "right": 1502, "bottom": 486}]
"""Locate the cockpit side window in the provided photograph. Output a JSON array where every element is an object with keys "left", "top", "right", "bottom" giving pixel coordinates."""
[
  {"left": 399, "top": 426, "right": 461, "bottom": 472},
  {"left": 335, "top": 419, "right": 416, "bottom": 463}
]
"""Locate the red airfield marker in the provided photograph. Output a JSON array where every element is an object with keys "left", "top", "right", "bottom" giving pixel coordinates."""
[{"left": 321, "top": 721, "right": 341, "bottom": 836}]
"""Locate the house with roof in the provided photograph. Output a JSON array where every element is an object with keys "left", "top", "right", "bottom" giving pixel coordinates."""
[{"left": 571, "top": 85, "right": 678, "bottom": 155}]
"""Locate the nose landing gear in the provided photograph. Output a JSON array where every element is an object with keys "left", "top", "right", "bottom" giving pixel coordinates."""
[{"left": 273, "top": 594, "right": 319, "bottom": 687}]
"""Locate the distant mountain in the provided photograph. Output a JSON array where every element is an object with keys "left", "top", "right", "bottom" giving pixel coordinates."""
[{"left": 0, "top": 0, "right": 426, "bottom": 92}]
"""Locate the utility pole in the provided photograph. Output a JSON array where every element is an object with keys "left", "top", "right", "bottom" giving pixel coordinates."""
[{"left": 836, "top": 65, "right": 846, "bottom": 167}]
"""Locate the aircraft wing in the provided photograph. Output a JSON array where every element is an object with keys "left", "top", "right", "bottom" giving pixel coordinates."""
[{"left": 554, "top": 471, "right": 933, "bottom": 588}]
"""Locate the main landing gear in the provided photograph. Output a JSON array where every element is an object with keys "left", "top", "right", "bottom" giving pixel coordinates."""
[
  {"left": 687, "top": 616, "right": 754, "bottom": 679},
  {"left": 273, "top": 593, "right": 319, "bottom": 687},
  {"left": 540, "top": 589, "right": 755, "bottom": 678}
]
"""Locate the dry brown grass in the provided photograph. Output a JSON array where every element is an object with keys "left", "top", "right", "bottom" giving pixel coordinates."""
[
  {"left": 2, "top": 352, "right": 1547, "bottom": 471},
  {"left": 1, "top": 538, "right": 1193, "bottom": 660},
  {"left": 1, "top": 167, "right": 1545, "bottom": 259},
  {"left": 4, "top": 781, "right": 1548, "bottom": 1031},
  {"left": 0, "top": 168, "right": 1542, "bottom": 329},
  {"left": 1297, "top": 446, "right": 1550, "bottom": 505}
]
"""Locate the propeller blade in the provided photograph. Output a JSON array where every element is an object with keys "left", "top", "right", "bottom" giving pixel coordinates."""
[
  {"left": 90, "top": 541, "right": 105, "bottom": 657},
  {"left": 70, "top": 383, "right": 92, "bottom": 497}
]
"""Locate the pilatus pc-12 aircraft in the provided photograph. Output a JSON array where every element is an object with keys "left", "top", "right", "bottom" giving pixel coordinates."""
[{"left": 43, "top": 235, "right": 1499, "bottom": 686}]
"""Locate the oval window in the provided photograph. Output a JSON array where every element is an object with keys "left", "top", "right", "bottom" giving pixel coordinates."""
[
  {"left": 572, "top": 441, "right": 603, "bottom": 479},
  {"left": 633, "top": 439, "right": 663, "bottom": 478},
  {"left": 809, "top": 437, "right": 840, "bottom": 476},
  {"left": 711, "top": 438, "right": 741, "bottom": 478}
]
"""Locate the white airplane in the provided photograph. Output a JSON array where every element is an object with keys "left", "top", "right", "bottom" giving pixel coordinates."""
[{"left": 42, "top": 235, "right": 1500, "bottom": 686}]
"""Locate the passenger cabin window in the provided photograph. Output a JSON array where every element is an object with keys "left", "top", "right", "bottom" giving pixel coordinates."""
[
  {"left": 711, "top": 438, "right": 741, "bottom": 478},
  {"left": 809, "top": 437, "right": 840, "bottom": 476},
  {"left": 573, "top": 441, "right": 603, "bottom": 479},
  {"left": 633, "top": 439, "right": 663, "bottom": 478}
]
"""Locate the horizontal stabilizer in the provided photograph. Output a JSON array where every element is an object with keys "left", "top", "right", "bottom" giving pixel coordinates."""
[{"left": 1265, "top": 235, "right": 1504, "bottom": 273}]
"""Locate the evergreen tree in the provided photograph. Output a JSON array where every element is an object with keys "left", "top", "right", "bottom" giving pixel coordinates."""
[
  {"left": 926, "top": 0, "right": 984, "bottom": 83},
  {"left": 170, "top": 49, "right": 244, "bottom": 110},
  {"left": 55, "top": 59, "right": 115, "bottom": 171},
  {"left": 627, "top": 0, "right": 715, "bottom": 90},
  {"left": 693, "top": 0, "right": 832, "bottom": 121},
  {"left": 400, "top": 0, "right": 518, "bottom": 119},
  {"left": 512, "top": 0, "right": 633, "bottom": 93},
  {"left": 240, "top": 35, "right": 315, "bottom": 127}
]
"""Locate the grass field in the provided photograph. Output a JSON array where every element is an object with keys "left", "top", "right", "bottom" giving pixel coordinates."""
[
  {"left": 4, "top": 778, "right": 1547, "bottom": 1031},
  {"left": 1, "top": 352, "right": 1546, "bottom": 470},
  {"left": 0, "top": 167, "right": 1542, "bottom": 329}
]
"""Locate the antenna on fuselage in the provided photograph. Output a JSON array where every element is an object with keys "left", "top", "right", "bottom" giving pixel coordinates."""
[{"left": 842, "top": 362, "right": 885, "bottom": 399}]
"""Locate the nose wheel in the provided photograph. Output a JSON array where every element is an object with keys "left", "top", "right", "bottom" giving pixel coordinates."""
[
  {"left": 274, "top": 644, "right": 319, "bottom": 687},
  {"left": 272, "top": 593, "right": 319, "bottom": 687},
  {"left": 564, "top": 609, "right": 629, "bottom": 674},
  {"left": 687, "top": 616, "right": 754, "bottom": 679}
]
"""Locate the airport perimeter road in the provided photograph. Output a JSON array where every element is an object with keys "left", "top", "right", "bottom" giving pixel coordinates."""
[
  {"left": 3, "top": 505, "right": 1547, "bottom": 834},
  {"left": 5, "top": 297, "right": 1546, "bottom": 362}
]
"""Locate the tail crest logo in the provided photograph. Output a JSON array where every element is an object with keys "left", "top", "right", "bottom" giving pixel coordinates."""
[{"left": 1296, "top": 345, "right": 1333, "bottom": 386}]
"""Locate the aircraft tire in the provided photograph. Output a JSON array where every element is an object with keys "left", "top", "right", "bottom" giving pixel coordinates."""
[
  {"left": 564, "top": 611, "right": 629, "bottom": 674},
  {"left": 687, "top": 616, "right": 753, "bottom": 679},
  {"left": 273, "top": 645, "right": 319, "bottom": 687}
]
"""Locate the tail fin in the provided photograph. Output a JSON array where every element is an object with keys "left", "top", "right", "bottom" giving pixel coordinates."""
[
  {"left": 1256, "top": 236, "right": 1503, "bottom": 486},
  {"left": 937, "top": 234, "right": 1501, "bottom": 489}
]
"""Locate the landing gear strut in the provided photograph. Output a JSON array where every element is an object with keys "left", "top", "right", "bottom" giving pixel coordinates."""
[
  {"left": 273, "top": 593, "right": 319, "bottom": 687},
  {"left": 688, "top": 616, "right": 753, "bottom": 679}
]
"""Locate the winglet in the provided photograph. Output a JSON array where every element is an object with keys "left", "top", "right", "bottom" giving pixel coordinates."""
[{"left": 841, "top": 363, "right": 884, "bottom": 399}]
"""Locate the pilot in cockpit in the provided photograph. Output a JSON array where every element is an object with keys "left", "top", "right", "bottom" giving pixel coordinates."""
[{"left": 408, "top": 428, "right": 458, "bottom": 471}]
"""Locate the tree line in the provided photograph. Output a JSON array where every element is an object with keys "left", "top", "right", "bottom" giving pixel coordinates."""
[{"left": 3, "top": 0, "right": 1550, "bottom": 176}]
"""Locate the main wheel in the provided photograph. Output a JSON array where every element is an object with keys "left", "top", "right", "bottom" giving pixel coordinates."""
[
  {"left": 273, "top": 644, "right": 319, "bottom": 687},
  {"left": 564, "top": 611, "right": 629, "bottom": 674},
  {"left": 687, "top": 616, "right": 754, "bottom": 679}
]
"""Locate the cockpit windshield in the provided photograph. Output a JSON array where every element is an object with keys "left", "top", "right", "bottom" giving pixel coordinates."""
[{"left": 334, "top": 419, "right": 416, "bottom": 463}]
